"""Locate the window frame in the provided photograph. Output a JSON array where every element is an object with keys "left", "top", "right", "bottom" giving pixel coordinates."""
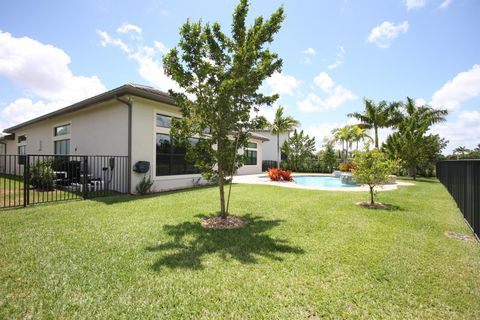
[{"left": 54, "top": 124, "right": 71, "bottom": 136}]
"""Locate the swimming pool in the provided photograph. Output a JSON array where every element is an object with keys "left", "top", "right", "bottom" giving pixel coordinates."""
[{"left": 293, "top": 175, "right": 357, "bottom": 188}]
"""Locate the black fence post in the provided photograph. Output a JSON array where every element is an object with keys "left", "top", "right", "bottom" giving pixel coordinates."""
[
  {"left": 23, "top": 155, "right": 30, "bottom": 207},
  {"left": 82, "top": 156, "right": 88, "bottom": 199}
]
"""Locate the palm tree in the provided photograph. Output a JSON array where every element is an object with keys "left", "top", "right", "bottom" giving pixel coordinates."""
[
  {"left": 348, "top": 99, "right": 400, "bottom": 148},
  {"left": 351, "top": 125, "right": 372, "bottom": 150},
  {"left": 394, "top": 97, "right": 448, "bottom": 179},
  {"left": 331, "top": 125, "right": 355, "bottom": 162},
  {"left": 452, "top": 146, "right": 470, "bottom": 159},
  {"left": 269, "top": 106, "right": 299, "bottom": 168}
]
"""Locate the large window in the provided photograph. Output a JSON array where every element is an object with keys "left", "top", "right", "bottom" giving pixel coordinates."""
[
  {"left": 156, "top": 134, "right": 200, "bottom": 176},
  {"left": 54, "top": 139, "right": 70, "bottom": 155},
  {"left": 245, "top": 150, "right": 257, "bottom": 165},
  {"left": 244, "top": 141, "right": 257, "bottom": 165},
  {"left": 17, "top": 145, "right": 26, "bottom": 165},
  {"left": 54, "top": 124, "right": 70, "bottom": 136}
]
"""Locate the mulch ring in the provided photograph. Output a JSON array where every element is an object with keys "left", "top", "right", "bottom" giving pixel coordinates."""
[
  {"left": 201, "top": 215, "right": 246, "bottom": 229},
  {"left": 444, "top": 231, "right": 477, "bottom": 242},
  {"left": 355, "top": 201, "right": 390, "bottom": 210}
]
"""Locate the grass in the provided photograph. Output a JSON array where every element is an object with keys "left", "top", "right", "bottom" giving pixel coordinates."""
[{"left": 0, "top": 178, "right": 479, "bottom": 319}]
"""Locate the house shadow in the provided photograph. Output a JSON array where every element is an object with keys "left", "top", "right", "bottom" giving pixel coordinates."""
[
  {"left": 89, "top": 185, "right": 218, "bottom": 205},
  {"left": 146, "top": 214, "right": 304, "bottom": 270}
]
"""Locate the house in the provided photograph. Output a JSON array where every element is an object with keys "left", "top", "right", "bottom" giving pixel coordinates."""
[
  {"left": 251, "top": 130, "right": 290, "bottom": 167},
  {"left": 0, "top": 83, "right": 268, "bottom": 194}
]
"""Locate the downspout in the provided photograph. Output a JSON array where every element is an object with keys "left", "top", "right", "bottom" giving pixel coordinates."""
[{"left": 116, "top": 95, "right": 133, "bottom": 194}]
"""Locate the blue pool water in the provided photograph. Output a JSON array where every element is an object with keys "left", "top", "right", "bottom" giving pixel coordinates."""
[{"left": 294, "top": 176, "right": 357, "bottom": 188}]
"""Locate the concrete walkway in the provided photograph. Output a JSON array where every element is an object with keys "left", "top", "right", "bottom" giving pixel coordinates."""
[{"left": 232, "top": 173, "right": 414, "bottom": 192}]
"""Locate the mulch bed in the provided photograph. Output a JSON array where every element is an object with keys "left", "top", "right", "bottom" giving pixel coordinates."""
[
  {"left": 201, "top": 215, "right": 246, "bottom": 229},
  {"left": 355, "top": 201, "right": 390, "bottom": 209},
  {"left": 444, "top": 231, "right": 477, "bottom": 242}
]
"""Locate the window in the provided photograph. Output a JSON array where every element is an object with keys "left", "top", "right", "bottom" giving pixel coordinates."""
[
  {"left": 156, "top": 134, "right": 200, "bottom": 176},
  {"left": 156, "top": 114, "right": 172, "bottom": 128},
  {"left": 247, "top": 142, "right": 257, "bottom": 149},
  {"left": 245, "top": 150, "right": 257, "bottom": 165},
  {"left": 18, "top": 145, "right": 26, "bottom": 165},
  {"left": 17, "top": 135, "right": 26, "bottom": 143},
  {"left": 54, "top": 139, "right": 70, "bottom": 155},
  {"left": 18, "top": 145, "right": 26, "bottom": 155},
  {"left": 54, "top": 124, "right": 70, "bottom": 136}
]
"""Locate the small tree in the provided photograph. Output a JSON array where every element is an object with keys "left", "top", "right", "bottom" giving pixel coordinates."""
[
  {"left": 352, "top": 148, "right": 396, "bottom": 206},
  {"left": 322, "top": 142, "right": 337, "bottom": 173},
  {"left": 163, "top": 0, "right": 285, "bottom": 218}
]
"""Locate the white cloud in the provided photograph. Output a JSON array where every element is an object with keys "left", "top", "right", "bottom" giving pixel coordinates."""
[
  {"left": 0, "top": 31, "right": 106, "bottom": 130},
  {"left": 97, "top": 29, "right": 179, "bottom": 92},
  {"left": 299, "top": 72, "right": 356, "bottom": 113},
  {"left": 415, "top": 98, "right": 427, "bottom": 106},
  {"left": 313, "top": 72, "right": 334, "bottom": 91},
  {"left": 367, "top": 21, "right": 409, "bottom": 48},
  {"left": 431, "top": 110, "right": 480, "bottom": 153},
  {"left": 97, "top": 30, "right": 130, "bottom": 53},
  {"left": 302, "top": 48, "right": 316, "bottom": 55},
  {"left": 265, "top": 71, "right": 302, "bottom": 96},
  {"left": 440, "top": 0, "right": 452, "bottom": 8},
  {"left": 298, "top": 87, "right": 356, "bottom": 113},
  {"left": 154, "top": 41, "right": 169, "bottom": 54},
  {"left": 250, "top": 103, "right": 281, "bottom": 123},
  {"left": 405, "top": 0, "right": 426, "bottom": 10},
  {"left": 328, "top": 46, "right": 346, "bottom": 70},
  {"left": 117, "top": 22, "right": 142, "bottom": 35},
  {"left": 0, "top": 98, "right": 63, "bottom": 130},
  {"left": 430, "top": 64, "right": 480, "bottom": 110}
]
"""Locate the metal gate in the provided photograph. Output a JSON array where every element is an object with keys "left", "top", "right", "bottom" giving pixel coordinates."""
[{"left": 1, "top": 154, "right": 129, "bottom": 209}]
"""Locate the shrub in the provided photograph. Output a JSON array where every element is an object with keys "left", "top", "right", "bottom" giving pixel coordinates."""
[
  {"left": 267, "top": 168, "right": 293, "bottom": 182},
  {"left": 136, "top": 175, "right": 153, "bottom": 195},
  {"left": 339, "top": 163, "right": 357, "bottom": 172},
  {"left": 280, "top": 170, "right": 293, "bottom": 181},
  {"left": 267, "top": 168, "right": 282, "bottom": 181},
  {"left": 29, "top": 159, "right": 55, "bottom": 191}
]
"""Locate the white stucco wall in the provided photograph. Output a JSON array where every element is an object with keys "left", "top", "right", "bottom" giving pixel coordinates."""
[
  {"left": 236, "top": 137, "right": 264, "bottom": 175},
  {"left": 253, "top": 131, "right": 290, "bottom": 162},
  {"left": 4, "top": 100, "right": 128, "bottom": 156}
]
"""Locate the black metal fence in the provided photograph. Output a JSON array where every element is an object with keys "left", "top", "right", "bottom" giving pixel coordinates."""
[
  {"left": 436, "top": 160, "right": 479, "bottom": 237},
  {"left": 1, "top": 154, "right": 129, "bottom": 209}
]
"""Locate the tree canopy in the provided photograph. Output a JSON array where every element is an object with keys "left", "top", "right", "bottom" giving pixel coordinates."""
[{"left": 163, "top": 0, "right": 285, "bottom": 217}]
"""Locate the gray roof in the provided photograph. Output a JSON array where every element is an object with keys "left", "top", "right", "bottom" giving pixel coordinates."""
[
  {"left": 250, "top": 132, "right": 269, "bottom": 141},
  {"left": 3, "top": 83, "right": 176, "bottom": 133}
]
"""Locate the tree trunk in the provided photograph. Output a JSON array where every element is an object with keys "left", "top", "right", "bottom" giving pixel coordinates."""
[
  {"left": 408, "top": 167, "right": 417, "bottom": 180},
  {"left": 374, "top": 127, "right": 379, "bottom": 149},
  {"left": 276, "top": 132, "right": 280, "bottom": 169},
  {"left": 346, "top": 143, "right": 349, "bottom": 163},
  {"left": 370, "top": 185, "right": 375, "bottom": 205},
  {"left": 218, "top": 164, "right": 227, "bottom": 218}
]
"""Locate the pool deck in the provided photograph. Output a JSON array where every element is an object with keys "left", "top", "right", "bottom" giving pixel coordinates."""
[{"left": 233, "top": 173, "right": 414, "bottom": 192}]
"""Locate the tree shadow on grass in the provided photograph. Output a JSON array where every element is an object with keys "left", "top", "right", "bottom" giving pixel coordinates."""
[{"left": 146, "top": 214, "right": 305, "bottom": 270}]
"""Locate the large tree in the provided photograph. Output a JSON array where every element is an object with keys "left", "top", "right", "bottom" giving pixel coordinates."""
[
  {"left": 331, "top": 125, "right": 355, "bottom": 163},
  {"left": 163, "top": 0, "right": 285, "bottom": 218},
  {"left": 382, "top": 97, "right": 448, "bottom": 179},
  {"left": 269, "top": 106, "right": 299, "bottom": 168},
  {"left": 348, "top": 99, "right": 400, "bottom": 148},
  {"left": 281, "top": 130, "right": 316, "bottom": 171}
]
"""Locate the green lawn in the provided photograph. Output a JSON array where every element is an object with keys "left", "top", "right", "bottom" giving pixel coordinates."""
[{"left": 0, "top": 178, "right": 479, "bottom": 319}]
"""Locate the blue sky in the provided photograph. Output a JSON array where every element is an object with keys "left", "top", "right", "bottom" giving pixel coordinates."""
[{"left": 1, "top": 0, "right": 479, "bottom": 153}]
